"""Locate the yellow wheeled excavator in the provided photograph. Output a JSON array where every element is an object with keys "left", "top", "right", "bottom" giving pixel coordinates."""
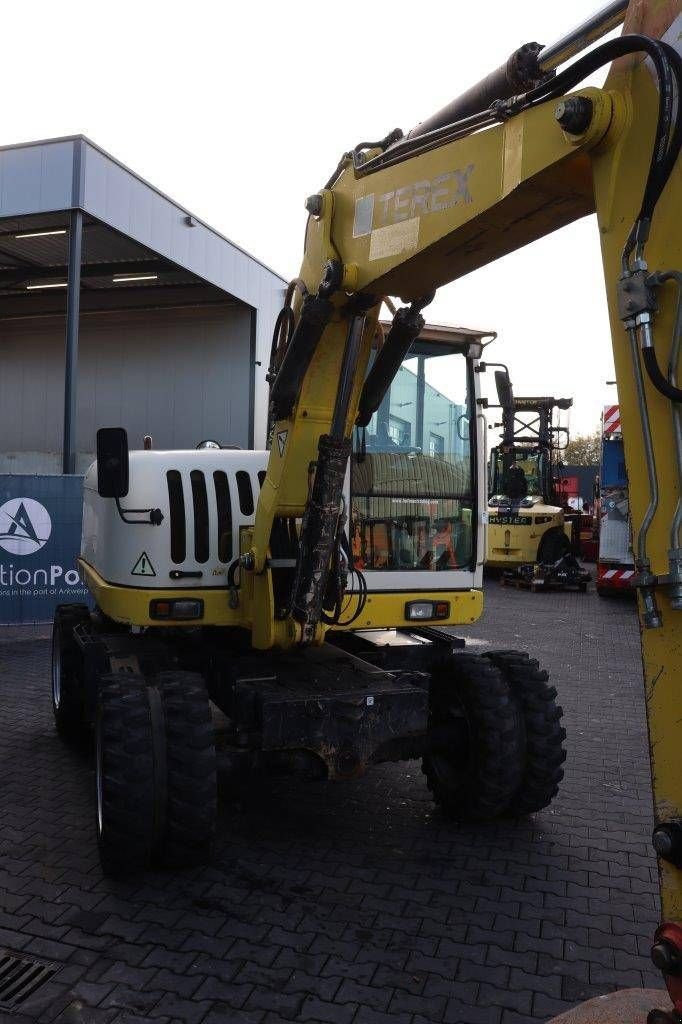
[{"left": 52, "top": 0, "right": 682, "bottom": 1019}]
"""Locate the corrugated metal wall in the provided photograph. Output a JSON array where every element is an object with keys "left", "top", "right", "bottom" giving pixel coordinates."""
[
  {"left": 78, "top": 140, "right": 285, "bottom": 448},
  {"left": 0, "top": 303, "right": 253, "bottom": 473}
]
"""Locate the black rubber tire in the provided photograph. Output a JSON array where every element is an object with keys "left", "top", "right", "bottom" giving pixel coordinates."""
[
  {"left": 154, "top": 671, "right": 217, "bottom": 867},
  {"left": 483, "top": 650, "right": 566, "bottom": 815},
  {"left": 422, "top": 652, "right": 525, "bottom": 820},
  {"left": 51, "top": 604, "right": 90, "bottom": 744},
  {"left": 95, "top": 674, "right": 156, "bottom": 876},
  {"left": 537, "top": 528, "right": 572, "bottom": 563}
]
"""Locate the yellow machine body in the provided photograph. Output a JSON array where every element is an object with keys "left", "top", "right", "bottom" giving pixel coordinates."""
[
  {"left": 81, "top": 0, "right": 682, "bottom": 987},
  {"left": 486, "top": 499, "right": 570, "bottom": 569}
]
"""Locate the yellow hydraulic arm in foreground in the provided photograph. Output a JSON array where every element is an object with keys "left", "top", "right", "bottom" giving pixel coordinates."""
[{"left": 244, "top": 2, "right": 682, "bottom": 1015}]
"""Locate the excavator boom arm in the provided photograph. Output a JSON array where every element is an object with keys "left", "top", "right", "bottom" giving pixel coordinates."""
[{"left": 252, "top": 5, "right": 682, "bottom": 1011}]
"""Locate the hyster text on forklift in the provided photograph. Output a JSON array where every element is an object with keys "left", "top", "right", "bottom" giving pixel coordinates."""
[
  {"left": 50, "top": 0, "right": 682, "bottom": 1018},
  {"left": 485, "top": 367, "right": 574, "bottom": 569}
]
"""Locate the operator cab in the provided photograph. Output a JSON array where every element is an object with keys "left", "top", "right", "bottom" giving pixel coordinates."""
[
  {"left": 488, "top": 445, "right": 553, "bottom": 509},
  {"left": 349, "top": 331, "right": 483, "bottom": 593}
]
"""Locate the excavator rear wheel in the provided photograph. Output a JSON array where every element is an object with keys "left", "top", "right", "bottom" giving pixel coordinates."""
[
  {"left": 51, "top": 604, "right": 91, "bottom": 745},
  {"left": 154, "top": 671, "right": 217, "bottom": 868},
  {"left": 422, "top": 652, "right": 525, "bottom": 820},
  {"left": 95, "top": 674, "right": 156, "bottom": 876},
  {"left": 483, "top": 650, "right": 566, "bottom": 815},
  {"left": 95, "top": 670, "right": 217, "bottom": 875}
]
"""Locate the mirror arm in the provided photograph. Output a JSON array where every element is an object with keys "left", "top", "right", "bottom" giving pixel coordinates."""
[{"left": 115, "top": 498, "right": 164, "bottom": 526}]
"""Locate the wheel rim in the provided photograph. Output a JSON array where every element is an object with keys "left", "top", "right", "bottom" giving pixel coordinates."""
[
  {"left": 95, "top": 714, "right": 104, "bottom": 838},
  {"left": 51, "top": 625, "right": 62, "bottom": 710}
]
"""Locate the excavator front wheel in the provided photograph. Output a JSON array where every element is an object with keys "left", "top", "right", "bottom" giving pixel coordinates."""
[
  {"left": 483, "top": 650, "right": 566, "bottom": 815},
  {"left": 422, "top": 652, "right": 525, "bottom": 820}
]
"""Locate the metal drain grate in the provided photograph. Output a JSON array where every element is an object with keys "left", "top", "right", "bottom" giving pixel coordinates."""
[{"left": 0, "top": 949, "right": 59, "bottom": 1011}]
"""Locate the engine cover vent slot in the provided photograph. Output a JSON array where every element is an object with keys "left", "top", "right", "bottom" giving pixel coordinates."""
[
  {"left": 213, "top": 470, "right": 233, "bottom": 563},
  {"left": 190, "top": 470, "right": 210, "bottom": 563},
  {"left": 167, "top": 469, "right": 186, "bottom": 564},
  {"left": 0, "top": 949, "right": 59, "bottom": 1011},
  {"left": 236, "top": 470, "right": 254, "bottom": 515}
]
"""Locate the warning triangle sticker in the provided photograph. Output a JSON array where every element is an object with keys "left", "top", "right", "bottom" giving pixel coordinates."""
[
  {"left": 131, "top": 551, "right": 156, "bottom": 577},
  {"left": 277, "top": 430, "right": 288, "bottom": 457}
]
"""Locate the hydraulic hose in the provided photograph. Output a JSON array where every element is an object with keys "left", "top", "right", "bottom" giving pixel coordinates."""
[
  {"left": 359, "top": 33, "right": 682, "bottom": 211},
  {"left": 511, "top": 35, "right": 680, "bottom": 269},
  {"left": 658, "top": 272, "right": 682, "bottom": 551},
  {"left": 628, "top": 325, "right": 660, "bottom": 568},
  {"left": 642, "top": 347, "right": 682, "bottom": 404}
]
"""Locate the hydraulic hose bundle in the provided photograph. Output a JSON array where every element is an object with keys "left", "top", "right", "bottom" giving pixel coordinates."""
[{"left": 270, "top": 23, "right": 682, "bottom": 634}]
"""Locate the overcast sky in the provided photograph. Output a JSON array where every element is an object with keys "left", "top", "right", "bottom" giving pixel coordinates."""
[{"left": 5, "top": 0, "right": 620, "bottom": 439}]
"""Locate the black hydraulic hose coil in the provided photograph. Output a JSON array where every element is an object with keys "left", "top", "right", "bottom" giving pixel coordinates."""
[{"left": 642, "top": 346, "right": 682, "bottom": 404}]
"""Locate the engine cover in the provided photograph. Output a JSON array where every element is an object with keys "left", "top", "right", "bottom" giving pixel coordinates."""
[{"left": 81, "top": 448, "right": 268, "bottom": 589}]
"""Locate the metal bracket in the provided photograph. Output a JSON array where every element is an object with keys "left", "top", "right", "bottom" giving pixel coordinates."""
[{"left": 618, "top": 269, "right": 657, "bottom": 323}]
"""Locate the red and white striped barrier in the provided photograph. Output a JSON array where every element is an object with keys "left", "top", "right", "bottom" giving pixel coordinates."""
[
  {"left": 597, "top": 563, "right": 634, "bottom": 589},
  {"left": 603, "top": 404, "right": 621, "bottom": 435}
]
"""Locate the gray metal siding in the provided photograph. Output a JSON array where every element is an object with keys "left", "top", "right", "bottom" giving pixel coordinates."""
[
  {"left": 0, "top": 140, "right": 75, "bottom": 218},
  {"left": 77, "top": 137, "right": 284, "bottom": 312},
  {"left": 0, "top": 135, "right": 286, "bottom": 450},
  {"left": 79, "top": 139, "right": 285, "bottom": 446},
  {"left": 0, "top": 304, "right": 252, "bottom": 473}
]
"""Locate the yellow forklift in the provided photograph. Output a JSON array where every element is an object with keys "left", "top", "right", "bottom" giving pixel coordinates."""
[{"left": 485, "top": 366, "right": 574, "bottom": 569}]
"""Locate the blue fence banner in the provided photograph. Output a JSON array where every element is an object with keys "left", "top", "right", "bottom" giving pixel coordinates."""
[{"left": 0, "top": 474, "right": 90, "bottom": 624}]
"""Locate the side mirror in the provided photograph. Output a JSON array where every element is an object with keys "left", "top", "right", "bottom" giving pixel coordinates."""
[
  {"left": 96, "top": 427, "right": 129, "bottom": 498},
  {"left": 494, "top": 369, "right": 514, "bottom": 410}
]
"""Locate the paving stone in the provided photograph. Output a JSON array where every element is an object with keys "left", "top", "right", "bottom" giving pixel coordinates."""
[
  {"left": 149, "top": 968, "right": 203, "bottom": 998},
  {"left": 206, "top": 1011, "right": 264, "bottom": 1024},
  {"left": 299, "top": 996, "right": 357, "bottom": 1023},
  {"left": 0, "top": 587, "right": 660, "bottom": 1024},
  {"left": 354, "top": 1010, "right": 411, "bottom": 1024},
  {"left": 284, "top": 970, "right": 342, "bottom": 1001},
  {"left": 100, "top": 985, "right": 165, "bottom": 1014},
  {"left": 192, "top": 976, "right": 253, "bottom": 1006},
  {"left": 445, "top": 1002, "right": 502, "bottom": 1024},
  {"left": 245, "top": 986, "right": 304, "bottom": 1017}
]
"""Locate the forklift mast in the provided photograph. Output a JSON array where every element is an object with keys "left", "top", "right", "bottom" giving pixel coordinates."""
[
  {"left": 495, "top": 368, "right": 572, "bottom": 450},
  {"left": 490, "top": 368, "right": 573, "bottom": 503}
]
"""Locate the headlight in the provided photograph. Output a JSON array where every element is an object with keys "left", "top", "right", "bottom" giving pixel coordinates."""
[{"left": 405, "top": 600, "right": 450, "bottom": 621}]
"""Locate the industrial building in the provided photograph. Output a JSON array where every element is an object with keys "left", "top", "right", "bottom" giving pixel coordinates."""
[
  {"left": 0, "top": 135, "right": 286, "bottom": 472},
  {"left": 0, "top": 135, "right": 286, "bottom": 622}
]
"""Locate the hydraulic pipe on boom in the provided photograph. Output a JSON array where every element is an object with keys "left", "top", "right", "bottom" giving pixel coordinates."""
[
  {"left": 537, "top": 0, "right": 629, "bottom": 71},
  {"left": 405, "top": 0, "right": 629, "bottom": 142}
]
